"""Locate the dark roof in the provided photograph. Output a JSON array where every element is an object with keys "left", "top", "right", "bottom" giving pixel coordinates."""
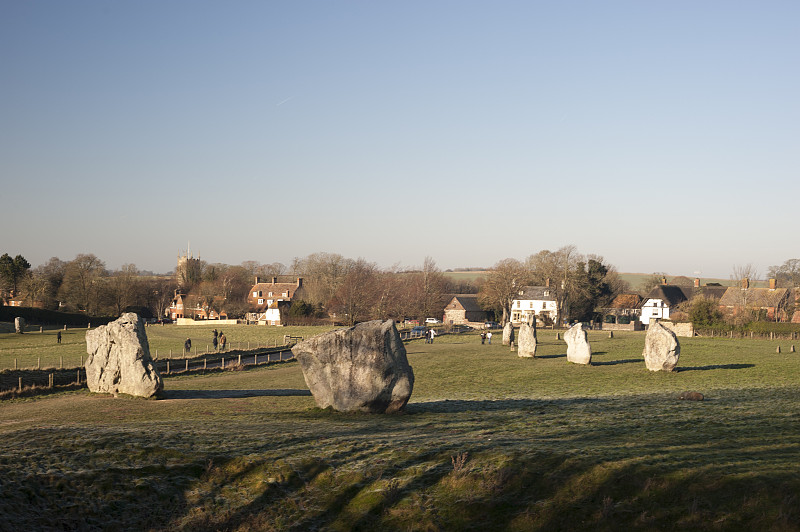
[
  {"left": 515, "top": 286, "right": 557, "bottom": 301},
  {"left": 448, "top": 295, "right": 483, "bottom": 313},
  {"left": 643, "top": 285, "right": 691, "bottom": 307},
  {"left": 695, "top": 285, "right": 728, "bottom": 301}
]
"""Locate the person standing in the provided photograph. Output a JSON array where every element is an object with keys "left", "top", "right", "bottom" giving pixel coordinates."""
[
  {"left": 429, "top": 328, "right": 436, "bottom": 344},
  {"left": 219, "top": 332, "right": 227, "bottom": 351},
  {"left": 212, "top": 333, "right": 218, "bottom": 351},
  {"left": 57, "top": 331, "right": 62, "bottom": 344},
  {"left": 486, "top": 331, "right": 492, "bottom": 344},
  {"left": 480, "top": 331, "right": 486, "bottom": 344},
  {"left": 184, "top": 338, "right": 192, "bottom": 354}
]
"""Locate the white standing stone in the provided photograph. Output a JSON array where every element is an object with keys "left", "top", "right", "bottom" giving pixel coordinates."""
[
  {"left": 517, "top": 320, "right": 537, "bottom": 358},
  {"left": 292, "top": 320, "right": 414, "bottom": 413},
  {"left": 643, "top": 321, "right": 680, "bottom": 372},
  {"left": 565, "top": 323, "right": 592, "bottom": 365},
  {"left": 14, "top": 317, "right": 26, "bottom": 334},
  {"left": 85, "top": 313, "right": 162, "bottom": 397}
]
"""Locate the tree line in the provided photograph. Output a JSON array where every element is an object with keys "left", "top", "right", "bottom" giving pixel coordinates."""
[{"left": 2, "top": 251, "right": 797, "bottom": 326}]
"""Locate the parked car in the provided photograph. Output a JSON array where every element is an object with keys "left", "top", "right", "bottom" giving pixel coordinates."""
[
  {"left": 410, "top": 326, "right": 427, "bottom": 335},
  {"left": 484, "top": 321, "right": 499, "bottom": 329},
  {"left": 424, "top": 318, "right": 441, "bottom": 324}
]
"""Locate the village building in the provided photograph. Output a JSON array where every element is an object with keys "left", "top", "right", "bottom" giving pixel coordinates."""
[
  {"left": 168, "top": 293, "right": 228, "bottom": 321},
  {"left": 718, "top": 279, "right": 791, "bottom": 322},
  {"left": 443, "top": 295, "right": 487, "bottom": 327},
  {"left": 246, "top": 277, "right": 304, "bottom": 325},
  {"left": 640, "top": 279, "right": 728, "bottom": 324},
  {"left": 602, "top": 293, "right": 643, "bottom": 324},
  {"left": 510, "top": 285, "right": 558, "bottom": 326}
]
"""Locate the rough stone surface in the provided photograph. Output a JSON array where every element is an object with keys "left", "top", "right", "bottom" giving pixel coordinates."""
[
  {"left": 643, "top": 321, "right": 680, "bottom": 372},
  {"left": 565, "top": 323, "right": 592, "bottom": 365},
  {"left": 502, "top": 322, "right": 515, "bottom": 346},
  {"left": 85, "top": 313, "right": 162, "bottom": 397},
  {"left": 14, "top": 317, "right": 26, "bottom": 334},
  {"left": 291, "top": 320, "right": 414, "bottom": 413},
  {"left": 517, "top": 321, "right": 537, "bottom": 358},
  {"left": 679, "top": 391, "right": 704, "bottom": 401}
]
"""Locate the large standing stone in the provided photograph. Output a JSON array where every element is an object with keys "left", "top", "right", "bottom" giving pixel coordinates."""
[
  {"left": 643, "top": 321, "right": 680, "bottom": 372},
  {"left": 502, "top": 322, "right": 515, "bottom": 346},
  {"left": 85, "top": 313, "right": 162, "bottom": 397},
  {"left": 517, "top": 320, "right": 537, "bottom": 358},
  {"left": 291, "top": 320, "right": 414, "bottom": 413},
  {"left": 565, "top": 323, "right": 592, "bottom": 365},
  {"left": 14, "top": 317, "right": 26, "bottom": 334}
]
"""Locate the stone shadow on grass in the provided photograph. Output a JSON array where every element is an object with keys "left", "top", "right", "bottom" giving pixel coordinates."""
[
  {"left": 592, "top": 358, "right": 641, "bottom": 366},
  {"left": 163, "top": 389, "right": 312, "bottom": 399},
  {"left": 537, "top": 354, "right": 566, "bottom": 359},
  {"left": 676, "top": 364, "right": 755, "bottom": 372}
]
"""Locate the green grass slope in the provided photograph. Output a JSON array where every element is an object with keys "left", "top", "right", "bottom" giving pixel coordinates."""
[{"left": 1, "top": 331, "right": 799, "bottom": 530}]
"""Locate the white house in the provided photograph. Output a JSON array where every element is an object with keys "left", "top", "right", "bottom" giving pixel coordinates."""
[
  {"left": 640, "top": 285, "right": 690, "bottom": 324},
  {"left": 511, "top": 285, "right": 558, "bottom": 325}
]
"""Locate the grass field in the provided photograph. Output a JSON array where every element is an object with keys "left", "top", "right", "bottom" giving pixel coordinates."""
[{"left": 1, "top": 329, "right": 799, "bottom": 530}]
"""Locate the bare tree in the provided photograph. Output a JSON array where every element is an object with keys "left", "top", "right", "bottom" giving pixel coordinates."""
[
  {"left": 478, "top": 258, "right": 528, "bottom": 325},
  {"left": 768, "top": 259, "right": 800, "bottom": 287},
  {"left": 328, "top": 259, "right": 380, "bottom": 325},
  {"left": 729, "top": 263, "right": 760, "bottom": 324},
  {"left": 58, "top": 254, "right": 107, "bottom": 314},
  {"left": 524, "top": 246, "right": 581, "bottom": 325}
]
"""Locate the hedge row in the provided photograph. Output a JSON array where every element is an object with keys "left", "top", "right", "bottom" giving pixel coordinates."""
[
  {"left": 0, "top": 306, "right": 113, "bottom": 327},
  {"left": 694, "top": 321, "right": 800, "bottom": 336}
]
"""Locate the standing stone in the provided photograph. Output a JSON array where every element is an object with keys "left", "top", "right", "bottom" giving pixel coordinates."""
[
  {"left": 14, "top": 317, "right": 26, "bottom": 334},
  {"left": 517, "top": 320, "right": 537, "bottom": 358},
  {"left": 643, "top": 321, "right": 680, "bottom": 372},
  {"left": 85, "top": 313, "right": 162, "bottom": 397},
  {"left": 502, "top": 322, "right": 515, "bottom": 346},
  {"left": 565, "top": 323, "right": 592, "bottom": 365},
  {"left": 292, "top": 320, "right": 414, "bottom": 413}
]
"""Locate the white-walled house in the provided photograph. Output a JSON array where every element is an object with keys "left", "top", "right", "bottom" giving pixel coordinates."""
[
  {"left": 640, "top": 285, "right": 690, "bottom": 324},
  {"left": 511, "top": 286, "right": 558, "bottom": 325}
]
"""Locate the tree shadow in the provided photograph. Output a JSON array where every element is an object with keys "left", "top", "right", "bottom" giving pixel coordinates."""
[
  {"left": 676, "top": 364, "right": 755, "bottom": 372},
  {"left": 163, "top": 389, "right": 312, "bottom": 400},
  {"left": 592, "top": 358, "right": 642, "bottom": 366}
]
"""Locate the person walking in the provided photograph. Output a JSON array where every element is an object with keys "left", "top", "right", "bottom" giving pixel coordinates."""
[
  {"left": 480, "top": 331, "right": 486, "bottom": 344},
  {"left": 57, "top": 331, "right": 62, "bottom": 344},
  {"left": 429, "top": 328, "right": 436, "bottom": 344},
  {"left": 184, "top": 338, "right": 192, "bottom": 354},
  {"left": 219, "top": 332, "right": 227, "bottom": 351},
  {"left": 212, "top": 333, "right": 218, "bottom": 351},
  {"left": 486, "top": 331, "right": 492, "bottom": 345}
]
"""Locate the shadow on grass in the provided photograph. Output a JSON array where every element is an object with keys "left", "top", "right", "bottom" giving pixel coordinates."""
[
  {"left": 593, "top": 358, "right": 642, "bottom": 366},
  {"left": 163, "top": 389, "right": 312, "bottom": 399},
  {"left": 537, "top": 354, "right": 566, "bottom": 359},
  {"left": 677, "top": 364, "right": 755, "bottom": 372}
]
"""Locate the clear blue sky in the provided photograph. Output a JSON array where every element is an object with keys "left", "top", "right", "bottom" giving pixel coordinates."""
[{"left": 2, "top": 1, "right": 798, "bottom": 278}]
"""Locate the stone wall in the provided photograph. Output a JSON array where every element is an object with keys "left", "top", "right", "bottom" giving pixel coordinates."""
[
  {"left": 175, "top": 318, "right": 241, "bottom": 326},
  {"left": 601, "top": 321, "right": 643, "bottom": 331},
  {"left": 657, "top": 321, "right": 694, "bottom": 337}
]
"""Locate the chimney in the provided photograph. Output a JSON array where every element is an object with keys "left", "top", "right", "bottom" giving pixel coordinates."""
[
  {"left": 255, "top": 276, "right": 260, "bottom": 285},
  {"left": 272, "top": 277, "right": 278, "bottom": 284},
  {"left": 694, "top": 278, "right": 700, "bottom": 288},
  {"left": 661, "top": 277, "right": 667, "bottom": 285},
  {"left": 296, "top": 277, "right": 303, "bottom": 288},
  {"left": 545, "top": 278, "right": 550, "bottom": 287},
  {"left": 742, "top": 278, "right": 749, "bottom": 290},
  {"left": 770, "top": 278, "right": 777, "bottom": 290}
]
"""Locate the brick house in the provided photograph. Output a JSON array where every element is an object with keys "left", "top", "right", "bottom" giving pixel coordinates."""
[
  {"left": 443, "top": 295, "right": 487, "bottom": 326},
  {"left": 168, "top": 293, "right": 228, "bottom": 321},
  {"left": 247, "top": 277, "right": 304, "bottom": 325},
  {"left": 602, "top": 293, "right": 643, "bottom": 323},
  {"left": 718, "top": 279, "right": 791, "bottom": 321}
]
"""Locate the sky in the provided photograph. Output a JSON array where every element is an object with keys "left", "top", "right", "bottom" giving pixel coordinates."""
[{"left": 2, "top": 1, "right": 798, "bottom": 278}]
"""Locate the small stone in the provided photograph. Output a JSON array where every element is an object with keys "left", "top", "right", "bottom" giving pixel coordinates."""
[{"left": 679, "top": 391, "right": 704, "bottom": 401}]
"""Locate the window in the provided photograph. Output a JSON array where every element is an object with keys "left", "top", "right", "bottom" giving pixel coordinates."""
[
  {"left": 268, "top": 292, "right": 273, "bottom": 297},
  {"left": 253, "top": 291, "right": 258, "bottom": 297},
  {"left": 258, "top": 298, "right": 264, "bottom": 305},
  {"left": 282, "top": 292, "right": 288, "bottom": 297}
]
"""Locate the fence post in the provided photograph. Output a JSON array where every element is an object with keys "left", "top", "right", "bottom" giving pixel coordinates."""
[
  {"left": 254, "top": 354, "right": 257, "bottom": 365},
  {"left": 204, "top": 358, "right": 207, "bottom": 370},
  {"left": 60, "top": 356, "right": 63, "bottom": 369},
  {"left": 222, "top": 358, "right": 225, "bottom": 370},
  {"left": 80, "top": 355, "right": 83, "bottom": 367},
  {"left": 14, "top": 358, "right": 17, "bottom": 370},
  {"left": 185, "top": 359, "right": 189, "bottom": 372},
  {"left": 76, "top": 369, "right": 80, "bottom": 384},
  {"left": 37, "top": 357, "right": 40, "bottom": 370},
  {"left": 155, "top": 349, "right": 158, "bottom": 359},
  {"left": 19, "top": 377, "right": 22, "bottom": 391},
  {"left": 238, "top": 354, "right": 241, "bottom": 366},
  {"left": 167, "top": 360, "right": 170, "bottom": 374}
]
